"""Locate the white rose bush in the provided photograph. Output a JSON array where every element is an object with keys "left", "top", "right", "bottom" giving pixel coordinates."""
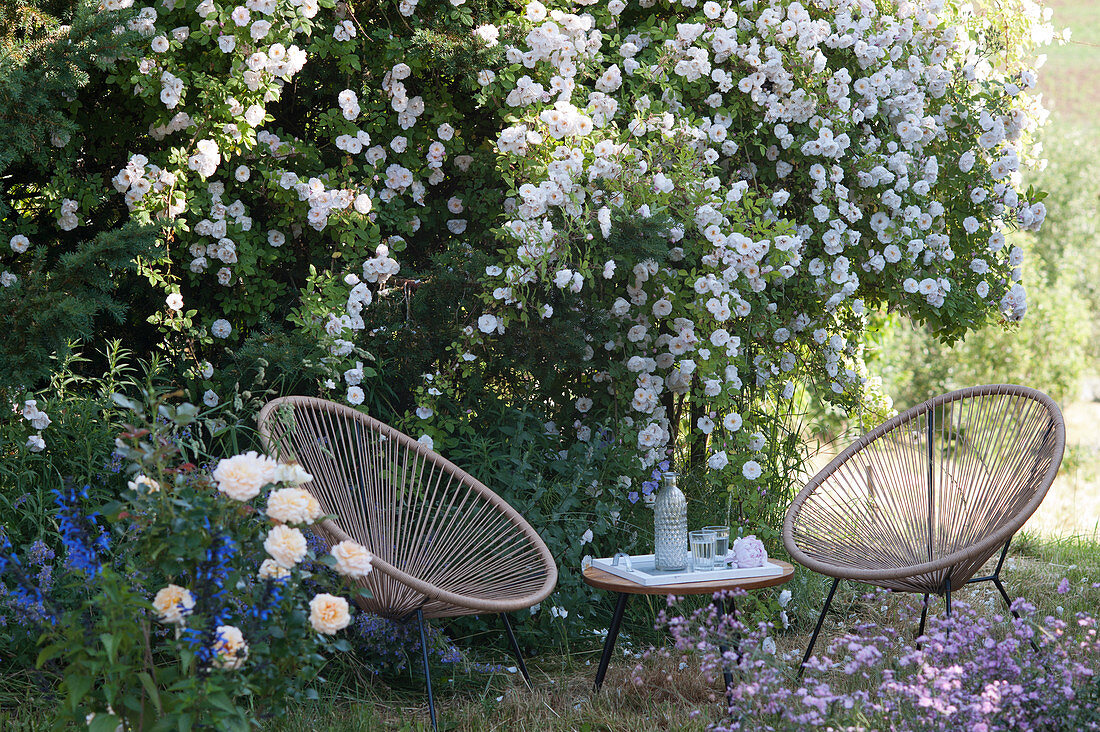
[
  {"left": 449, "top": 0, "right": 1050, "bottom": 458},
  {"left": 398, "top": 0, "right": 1061, "bottom": 550}
]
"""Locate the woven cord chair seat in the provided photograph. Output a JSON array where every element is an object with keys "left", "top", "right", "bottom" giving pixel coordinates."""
[
  {"left": 783, "top": 384, "right": 1065, "bottom": 596},
  {"left": 257, "top": 397, "right": 558, "bottom": 620}
]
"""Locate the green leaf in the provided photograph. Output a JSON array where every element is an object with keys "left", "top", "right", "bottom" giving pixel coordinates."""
[
  {"left": 66, "top": 674, "right": 93, "bottom": 712},
  {"left": 99, "top": 500, "right": 124, "bottom": 518},
  {"left": 89, "top": 714, "right": 122, "bottom": 732},
  {"left": 112, "top": 393, "right": 139, "bottom": 411},
  {"left": 174, "top": 403, "right": 200, "bottom": 425},
  {"left": 100, "top": 633, "right": 119, "bottom": 665},
  {"left": 36, "top": 641, "right": 68, "bottom": 668},
  {"left": 138, "top": 672, "right": 162, "bottom": 714},
  {"left": 206, "top": 693, "right": 237, "bottom": 715},
  {"left": 179, "top": 648, "right": 194, "bottom": 675}
]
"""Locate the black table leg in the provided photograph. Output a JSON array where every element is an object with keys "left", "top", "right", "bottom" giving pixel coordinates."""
[
  {"left": 593, "top": 592, "right": 630, "bottom": 691},
  {"left": 714, "top": 595, "right": 737, "bottom": 704}
]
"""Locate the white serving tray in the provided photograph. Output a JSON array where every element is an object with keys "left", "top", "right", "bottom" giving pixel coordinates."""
[{"left": 591, "top": 553, "right": 784, "bottom": 587}]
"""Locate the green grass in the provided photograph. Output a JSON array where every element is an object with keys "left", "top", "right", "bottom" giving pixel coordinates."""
[
  {"left": 259, "top": 533, "right": 1100, "bottom": 730},
  {"left": 1040, "top": 0, "right": 1100, "bottom": 124}
]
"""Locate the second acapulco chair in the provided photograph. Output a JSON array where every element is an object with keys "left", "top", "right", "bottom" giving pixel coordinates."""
[{"left": 783, "top": 384, "right": 1065, "bottom": 674}]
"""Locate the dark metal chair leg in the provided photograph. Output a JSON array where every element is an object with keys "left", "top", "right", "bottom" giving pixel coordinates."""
[
  {"left": 961, "top": 538, "right": 1038, "bottom": 651},
  {"left": 593, "top": 592, "right": 630, "bottom": 691},
  {"left": 713, "top": 595, "right": 737, "bottom": 703},
  {"left": 944, "top": 576, "right": 952, "bottom": 619},
  {"left": 416, "top": 608, "right": 438, "bottom": 732},
  {"left": 916, "top": 593, "right": 930, "bottom": 639},
  {"left": 799, "top": 577, "right": 840, "bottom": 678},
  {"left": 992, "top": 576, "right": 1041, "bottom": 652},
  {"left": 500, "top": 612, "right": 531, "bottom": 683},
  {"left": 992, "top": 576, "right": 1019, "bottom": 617}
]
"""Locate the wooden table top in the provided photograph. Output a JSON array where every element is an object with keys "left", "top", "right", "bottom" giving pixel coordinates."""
[{"left": 582, "top": 559, "right": 796, "bottom": 596}]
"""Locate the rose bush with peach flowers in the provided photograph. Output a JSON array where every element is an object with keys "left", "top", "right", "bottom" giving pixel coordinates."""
[{"left": 4, "top": 388, "right": 372, "bottom": 729}]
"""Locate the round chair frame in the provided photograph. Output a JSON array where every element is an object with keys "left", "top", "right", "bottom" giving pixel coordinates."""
[
  {"left": 257, "top": 396, "right": 558, "bottom": 728},
  {"left": 783, "top": 384, "right": 1065, "bottom": 673}
]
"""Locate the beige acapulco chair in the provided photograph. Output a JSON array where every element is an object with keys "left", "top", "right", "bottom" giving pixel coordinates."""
[
  {"left": 783, "top": 384, "right": 1065, "bottom": 675},
  {"left": 257, "top": 396, "right": 558, "bottom": 729}
]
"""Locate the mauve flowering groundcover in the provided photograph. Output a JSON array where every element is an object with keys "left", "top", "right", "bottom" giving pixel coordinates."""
[{"left": 634, "top": 587, "right": 1100, "bottom": 731}]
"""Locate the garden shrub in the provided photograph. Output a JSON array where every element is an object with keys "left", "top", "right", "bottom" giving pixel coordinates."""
[
  {"left": 871, "top": 263, "right": 1089, "bottom": 409},
  {"left": 0, "top": 386, "right": 377, "bottom": 729},
  {"left": 0, "top": 1, "right": 158, "bottom": 392},
  {"left": 868, "top": 119, "right": 1099, "bottom": 409},
  {"left": 1023, "top": 126, "right": 1100, "bottom": 362},
  {"left": 0, "top": 343, "right": 142, "bottom": 548},
  {"left": 1, "top": 0, "right": 1065, "bottom": 636},
  {"left": 440, "top": 402, "right": 647, "bottom": 641}
]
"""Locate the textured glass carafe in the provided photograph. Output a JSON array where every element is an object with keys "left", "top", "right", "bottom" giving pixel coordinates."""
[{"left": 653, "top": 471, "right": 688, "bottom": 571}]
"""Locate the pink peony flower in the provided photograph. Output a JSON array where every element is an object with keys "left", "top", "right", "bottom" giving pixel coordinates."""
[{"left": 732, "top": 535, "right": 767, "bottom": 568}]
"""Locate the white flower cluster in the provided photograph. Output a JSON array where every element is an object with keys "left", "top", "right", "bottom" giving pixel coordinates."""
[
  {"left": 21, "top": 399, "right": 50, "bottom": 452},
  {"left": 159, "top": 70, "right": 184, "bottom": 108},
  {"left": 187, "top": 179, "right": 255, "bottom": 282},
  {"left": 148, "top": 110, "right": 192, "bottom": 140},
  {"left": 319, "top": 239, "right": 399, "bottom": 369},
  {"left": 273, "top": 168, "right": 360, "bottom": 232},
  {"left": 333, "top": 19, "right": 356, "bottom": 42},
  {"left": 113, "top": 154, "right": 177, "bottom": 210},
  {"left": 382, "top": 63, "right": 426, "bottom": 131},
  {"left": 362, "top": 242, "right": 400, "bottom": 286},
  {"left": 337, "top": 89, "right": 360, "bottom": 120},
  {"left": 57, "top": 198, "right": 79, "bottom": 231},
  {"left": 107, "top": 0, "right": 313, "bottom": 269},
  {"left": 187, "top": 139, "right": 221, "bottom": 179}
]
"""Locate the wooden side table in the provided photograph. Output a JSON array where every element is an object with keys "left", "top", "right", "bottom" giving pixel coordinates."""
[{"left": 582, "top": 560, "right": 795, "bottom": 691}]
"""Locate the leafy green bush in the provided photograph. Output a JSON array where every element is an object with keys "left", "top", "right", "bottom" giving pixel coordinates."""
[
  {"left": 0, "top": 1, "right": 158, "bottom": 391},
  {"left": 869, "top": 116, "right": 1100, "bottom": 411},
  {"left": 871, "top": 239, "right": 1090, "bottom": 409},
  {"left": 1025, "top": 126, "right": 1100, "bottom": 361},
  {"left": 0, "top": 343, "right": 140, "bottom": 548}
]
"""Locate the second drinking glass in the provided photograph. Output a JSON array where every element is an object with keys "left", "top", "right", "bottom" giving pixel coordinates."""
[{"left": 689, "top": 530, "right": 717, "bottom": 571}]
